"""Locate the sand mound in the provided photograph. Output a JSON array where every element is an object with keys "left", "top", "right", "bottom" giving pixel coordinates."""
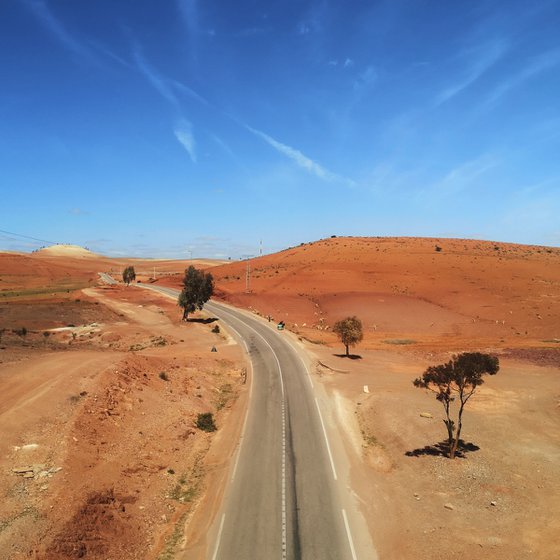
[{"left": 36, "top": 244, "right": 98, "bottom": 258}]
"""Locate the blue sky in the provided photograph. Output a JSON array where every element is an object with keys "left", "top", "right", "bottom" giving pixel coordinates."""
[{"left": 1, "top": 0, "right": 560, "bottom": 257}]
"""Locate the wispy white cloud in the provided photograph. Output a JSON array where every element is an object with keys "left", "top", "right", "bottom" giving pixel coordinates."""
[
  {"left": 176, "top": 0, "right": 199, "bottom": 63},
  {"left": 485, "top": 47, "right": 560, "bottom": 106},
  {"left": 297, "top": 13, "right": 322, "bottom": 36},
  {"left": 500, "top": 193, "right": 560, "bottom": 235},
  {"left": 133, "top": 44, "right": 179, "bottom": 107},
  {"left": 344, "top": 58, "right": 354, "bottom": 68},
  {"left": 442, "top": 156, "right": 497, "bottom": 187},
  {"left": 245, "top": 125, "right": 355, "bottom": 186},
  {"left": 88, "top": 39, "right": 131, "bottom": 68},
  {"left": 177, "top": 0, "right": 198, "bottom": 35},
  {"left": 24, "top": 0, "right": 98, "bottom": 64},
  {"left": 353, "top": 65, "right": 377, "bottom": 91},
  {"left": 211, "top": 134, "right": 247, "bottom": 170},
  {"left": 68, "top": 207, "right": 90, "bottom": 216},
  {"left": 174, "top": 119, "right": 197, "bottom": 163},
  {"left": 170, "top": 79, "right": 210, "bottom": 106},
  {"left": 24, "top": 0, "right": 126, "bottom": 68},
  {"left": 429, "top": 154, "right": 499, "bottom": 197},
  {"left": 435, "top": 39, "right": 509, "bottom": 105},
  {"left": 298, "top": 21, "right": 311, "bottom": 35},
  {"left": 211, "top": 134, "right": 234, "bottom": 156},
  {"left": 132, "top": 44, "right": 208, "bottom": 109}
]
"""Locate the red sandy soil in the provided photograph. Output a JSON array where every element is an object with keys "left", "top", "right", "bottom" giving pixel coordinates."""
[
  {"left": 191, "top": 236, "right": 560, "bottom": 351},
  {"left": 307, "top": 344, "right": 560, "bottom": 560},
  {"left": 2, "top": 238, "right": 559, "bottom": 560},
  {"left": 0, "top": 275, "right": 246, "bottom": 559}
]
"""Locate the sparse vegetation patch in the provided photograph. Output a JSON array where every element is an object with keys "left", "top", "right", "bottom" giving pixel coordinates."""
[{"left": 195, "top": 412, "right": 217, "bottom": 432}]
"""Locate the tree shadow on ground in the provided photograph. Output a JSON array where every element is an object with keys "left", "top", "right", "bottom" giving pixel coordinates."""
[
  {"left": 405, "top": 439, "right": 480, "bottom": 459},
  {"left": 188, "top": 317, "right": 219, "bottom": 324},
  {"left": 333, "top": 354, "right": 363, "bottom": 360}
]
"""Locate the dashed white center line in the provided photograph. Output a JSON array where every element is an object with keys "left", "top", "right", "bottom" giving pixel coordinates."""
[
  {"left": 207, "top": 304, "right": 289, "bottom": 557},
  {"left": 281, "top": 401, "right": 287, "bottom": 559}
]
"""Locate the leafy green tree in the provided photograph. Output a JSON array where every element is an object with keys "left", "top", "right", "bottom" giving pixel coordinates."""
[
  {"left": 178, "top": 265, "right": 214, "bottom": 321},
  {"left": 122, "top": 266, "right": 136, "bottom": 285},
  {"left": 413, "top": 352, "right": 499, "bottom": 459},
  {"left": 333, "top": 316, "right": 363, "bottom": 356}
]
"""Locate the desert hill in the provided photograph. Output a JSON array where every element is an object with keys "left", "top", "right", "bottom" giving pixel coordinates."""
[
  {"left": 35, "top": 244, "right": 100, "bottom": 258},
  {"left": 206, "top": 237, "right": 560, "bottom": 349},
  {"left": 0, "top": 245, "right": 224, "bottom": 299}
]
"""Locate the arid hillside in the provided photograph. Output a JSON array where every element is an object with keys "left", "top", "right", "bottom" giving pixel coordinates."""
[
  {"left": 198, "top": 237, "right": 560, "bottom": 350},
  {"left": 0, "top": 246, "right": 224, "bottom": 298}
]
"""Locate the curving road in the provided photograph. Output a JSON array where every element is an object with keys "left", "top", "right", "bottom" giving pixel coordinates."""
[
  {"left": 98, "top": 272, "right": 118, "bottom": 285},
  {"left": 139, "top": 284, "right": 374, "bottom": 560}
]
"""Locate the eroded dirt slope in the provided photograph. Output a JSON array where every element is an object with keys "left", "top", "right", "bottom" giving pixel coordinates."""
[{"left": 0, "top": 284, "right": 245, "bottom": 560}]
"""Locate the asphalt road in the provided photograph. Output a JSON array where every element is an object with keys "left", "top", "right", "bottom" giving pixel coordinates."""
[
  {"left": 98, "top": 272, "right": 118, "bottom": 285},
  {"left": 139, "top": 284, "right": 368, "bottom": 560}
]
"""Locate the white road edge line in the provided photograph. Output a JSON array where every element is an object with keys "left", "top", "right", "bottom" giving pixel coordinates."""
[
  {"left": 297, "top": 353, "right": 314, "bottom": 389},
  {"left": 230, "top": 447, "right": 241, "bottom": 483},
  {"left": 211, "top": 513, "right": 226, "bottom": 560},
  {"left": 222, "top": 318, "right": 253, "bottom": 484},
  {"left": 231, "top": 402, "right": 251, "bottom": 483},
  {"left": 314, "top": 398, "right": 338, "bottom": 481},
  {"left": 342, "top": 509, "right": 358, "bottom": 560}
]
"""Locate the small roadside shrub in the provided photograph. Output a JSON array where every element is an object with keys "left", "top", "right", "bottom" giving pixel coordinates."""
[
  {"left": 159, "top": 371, "right": 169, "bottom": 381},
  {"left": 435, "top": 245, "right": 442, "bottom": 252},
  {"left": 195, "top": 412, "right": 217, "bottom": 432},
  {"left": 151, "top": 336, "right": 167, "bottom": 347},
  {"left": 211, "top": 325, "right": 220, "bottom": 334}
]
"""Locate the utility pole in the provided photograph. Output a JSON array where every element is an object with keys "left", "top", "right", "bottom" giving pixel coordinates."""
[
  {"left": 259, "top": 239, "right": 263, "bottom": 256},
  {"left": 245, "top": 261, "right": 251, "bottom": 293}
]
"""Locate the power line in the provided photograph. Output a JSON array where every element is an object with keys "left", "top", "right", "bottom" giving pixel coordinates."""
[{"left": 0, "top": 228, "right": 58, "bottom": 246}]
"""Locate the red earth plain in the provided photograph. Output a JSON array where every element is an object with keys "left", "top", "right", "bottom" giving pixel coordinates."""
[{"left": 1, "top": 237, "right": 559, "bottom": 559}]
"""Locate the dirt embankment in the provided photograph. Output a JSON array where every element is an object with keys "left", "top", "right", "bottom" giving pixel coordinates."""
[{"left": 0, "top": 284, "right": 246, "bottom": 560}]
